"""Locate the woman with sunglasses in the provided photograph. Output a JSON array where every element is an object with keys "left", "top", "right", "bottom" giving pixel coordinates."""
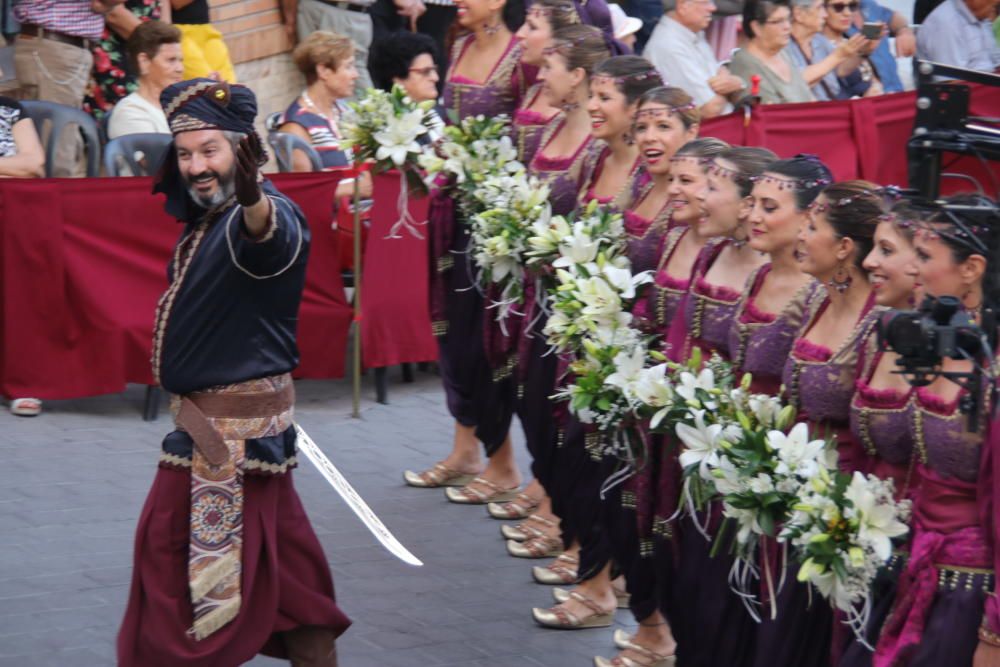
[
  {"left": 786, "top": 0, "right": 868, "bottom": 101},
  {"left": 821, "top": 0, "right": 881, "bottom": 97},
  {"left": 405, "top": 0, "right": 530, "bottom": 506},
  {"left": 505, "top": 25, "right": 610, "bottom": 568},
  {"left": 755, "top": 179, "right": 883, "bottom": 667},
  {"left": 835, "top": 199, "right": 922, "bottom": 666},
  {"left": 729, "top": 0, "right": 814, "bottom": 104},
  {"left": 526, "top": 55, "right": 664, "bottom": 636},
  {"left": 868, "top": 196, "right": 1000, "bottom": 667}
]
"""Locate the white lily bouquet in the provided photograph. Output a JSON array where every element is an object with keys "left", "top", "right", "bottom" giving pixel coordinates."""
[
  {"left": 418, "top": 114, "right": 522, "bottom": 216},
  {"left": 341, "top": 84, "right": 438, "bottom": 194},
  {"left": 468, "top": 171, "right": 553, "bottom": 324},
  {"left": 529, "top": 201, "right": 651, "bottom": 354},
  {"left": 780, "top": 470, "right": 909, "bottom": 644}
]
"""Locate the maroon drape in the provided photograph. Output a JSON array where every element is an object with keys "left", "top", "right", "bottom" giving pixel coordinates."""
[{"left": 2, "top": 85, "right": 998, "bottom": 400}]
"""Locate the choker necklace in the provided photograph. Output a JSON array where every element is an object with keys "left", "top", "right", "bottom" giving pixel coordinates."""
[{"left": 302, "top": 89, "right": 338, "bottom": 121}]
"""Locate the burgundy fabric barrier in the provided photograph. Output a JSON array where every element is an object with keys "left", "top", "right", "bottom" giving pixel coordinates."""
[
  {"left": 0, "top": 172, "right": 355, "bottom": 400},
  {"left": 360, "top": 173, "right": 437, "bottom": 369},
  {"left": 2, "top": 85, "right": 998, "bottom": 400}
]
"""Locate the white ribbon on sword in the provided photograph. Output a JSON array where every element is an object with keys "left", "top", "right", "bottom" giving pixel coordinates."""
[{"left": 294, "top": 423, "right": 424, "bottom": 567}]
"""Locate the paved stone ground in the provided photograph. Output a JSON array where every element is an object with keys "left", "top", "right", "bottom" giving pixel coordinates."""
[{"left": 0, "top": 372, "right": 639, "bottom": 667}]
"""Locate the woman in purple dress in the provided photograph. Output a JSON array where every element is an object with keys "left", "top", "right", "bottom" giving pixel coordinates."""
[
  {"left": 759, "top": 179, "right": 884, "bottom": 667},
  {"left": 838, "top": 200, "right": 922, "bottom": 666},
  {"left": 528, "top": 56, "right": 663, "bottom": 632},
  {"left": 588, "top": 87, "right": 702, "bottom": 667},
  {"left": 871, "top": 195, "right": 1000, "bottom": 667},
  {"left": 405, "top": 0, "right": 531, "bottom": 504},
  {"left": 505, "top": 24, "right": 609, "bottom": 566}
]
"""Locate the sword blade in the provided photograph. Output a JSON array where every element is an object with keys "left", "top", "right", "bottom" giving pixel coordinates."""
[{"left": 294, "top": 423, "right": 424, "bottom": 567}]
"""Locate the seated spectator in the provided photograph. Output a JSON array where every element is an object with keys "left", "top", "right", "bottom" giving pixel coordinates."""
[
  {"left": 643, "top": 0, "right": 746, "bottom": 117},
  {"left": 822, "top": 0, "right": 882, "bottom": 95},
  {"left": 108, "top": 21, "right": 184, "bottom": 139},
  {"left": 0, "top": 96, "right": 44, "bottom": 416},
  {"left": 786, "top": 0, "right": 868, "bottom": 100},
  {"left": 610, "top": 4, "right": 644, "bottom": 51},
  {"left": 278, "top": 31, "right": 372, "bottom": 199},
  {"left": 730, "top": 0, "right": 814, "bottom": 103},
  {"left": 916, "top": 0, "right": 1000, "bottom": 73},
  {"left": 171, "top": 0, "right": 237, "bottom": 82},
  {"left": 849, "top": 0, "right": 912, "bottom": 93},
  {"left": 84, "top": 0, "right": 170, "bottom": 120},
  {"left": 368, "top": 31, "right": 440, "bottom": 101}
]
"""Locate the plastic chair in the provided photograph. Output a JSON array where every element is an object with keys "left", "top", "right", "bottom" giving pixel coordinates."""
[
  {"left": 20, "top": 100, "right": 101, "bottom": 178},
  {"left": 268, "top": 131, "right": 323, "bottom": 172},
  {"left": 103, "top": 133, "right": 173, "bottom": 177}
]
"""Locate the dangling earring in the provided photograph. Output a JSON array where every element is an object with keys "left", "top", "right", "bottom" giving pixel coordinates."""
[
  {"left": 962, "top": 287, "right": 983, "bottom": 319},
  {"left": 560, "top": 92, "right": 579, "bottom": 113},
  {"left": 828, "top": 261, "right": 852, "bottom": 293},
  {"left": 623, "top": 129, "right": 635, "bottom": 146},
  {"left": 728, "top": 227, "right": 749, "bottom": 250},
  {"left": 483, "top": 16, "right": 501, "bottom": 35}
]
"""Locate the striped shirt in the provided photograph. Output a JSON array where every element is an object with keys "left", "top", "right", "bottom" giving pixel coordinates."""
[
  {"left": 13, "top": 0, "right": 105, "bottom": 42},
  {"left": 277, "top": 98, "right": 352, "bottom": 170}
]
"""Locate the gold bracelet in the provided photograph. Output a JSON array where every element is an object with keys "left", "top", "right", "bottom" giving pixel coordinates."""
[{"left": 978, "top": 623, "right": 1000, "bottom": 647}]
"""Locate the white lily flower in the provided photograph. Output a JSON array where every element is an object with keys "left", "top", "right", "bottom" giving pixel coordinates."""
[
  {"left": 555, "top": 229, "right": 600, "bottom": 268},
  {"left": 605, "top": 345, "right": 647, "bottom": 400},
  {"left": 676, "top": 368, "right": 716, "bottom": 403},
  {"left": 768, "top": 423, "right": 829, "bottom": 479},
  {"left": 677, "top": 409, "right": 724, "bottom": 474},
  {"left": 844, "top": 472, "right": 909, "bottom": 561}
]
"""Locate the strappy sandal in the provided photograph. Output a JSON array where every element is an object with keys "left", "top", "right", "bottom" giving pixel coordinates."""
[
  {"left": 613, "top": 628, "right": 641, "bottom": 650},
  {"left": 532, "top": 591, "right": 615, "bottom": 629},
  {"left": 444, "top": 477, "right": 521, "bottom": 504},
  {"left": 487, "top": 492, "right": 541, "bottom": 519},
  {"left": 553, "top": 583, "right": 629, "bottom": 608},
  {"left": 593, "top": 645, "right": 676, "bottom": 667},
  {"left": 10, "top": 398, "right": 41, "bottom": 417},
  {"left": 506, "top": 534, "right": 562, "bottom": 558},
  {"left": 533, "top": 553, "right": 579, "bottom": 584},
  {"left": 500, "top": 514, "right": 556, "bottom": 541},
  {"left": 403, "top": 462, "right": 479, "bottom": 488}
]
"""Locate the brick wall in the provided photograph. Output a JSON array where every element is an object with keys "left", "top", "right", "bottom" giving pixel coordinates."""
[{"left": 211, "top": 0, "right": 304, "bottom": 170}]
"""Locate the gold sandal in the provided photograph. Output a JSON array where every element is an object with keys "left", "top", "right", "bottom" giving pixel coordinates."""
[
  {"left": 553, "top": 583, "right": 628, "bottom": 608},
  {"left": 533, "top": 553, "right": 579, "bottom": 584},
  {"left": 532, "top": 591, "right": 615, "bottom": 629},
  {"left": 593, "top": 645, "right": 676, "bottom": 667},
  {"left": 500, "top": 514, "right": 556, "bottom": 541},
  {"left": 506, "top": 534, "right": 562, "bottom": 559},
  {"left": 402, "top": 462, "right": 478, "bottom": 488},
  {"left": 444, "top": 477, "right": 521, "bottom": 504},
  {"left": 487, "top": 492, "right": 541, "bottom": 519}
]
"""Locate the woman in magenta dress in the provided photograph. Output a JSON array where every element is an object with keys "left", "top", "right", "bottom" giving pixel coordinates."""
[
  {"left": 587, "top": 87, "right": 702, "bottom": 667},
  {"left": 663, "top": 147, "right": 779, "bottom": 667},
  {"left": 838, "top": 200, "right": 922, "bottom": 666},
  {"left": 758, "top": 179, "right": 884, "bottom": 667},
  {"left": 505, "top": 24, "right": 609, "bottom": 566},
  {"left": 528, "top": 56, "right": 663, "bottom": 633},
  {"left": 870, "top": 195, "right": 1000, "bottom": 667},
  {"left": 404, "top": 0, "right": 530, "bottom": 503}
]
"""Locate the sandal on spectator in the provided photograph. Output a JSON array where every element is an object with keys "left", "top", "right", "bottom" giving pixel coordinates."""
[
  {"left": 506, "top": 534, "right": 562, "bottom": 558},
  {"left": 532, "top": 591, "right": 615, "bottom": 629},
  {"left": 533, "top": 553, "right": 579, "bottom": 584},
  {"left": 403, "top": 462, "right": 478, "bottom": 488},
  {"left": 10, "top": 398, "right": 41, "bottom": 417},
  {"left": 593, "top": 645, "right": 676, "bottom": 667},
  {"left": 487, "top": 492, "right": 541, "bottom": 519},
  {"left": 444, "top": 477, "right": 520, "bottom": 504}
]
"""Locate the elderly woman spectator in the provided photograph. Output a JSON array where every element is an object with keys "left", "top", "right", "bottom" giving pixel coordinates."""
[
  {"left": 786, "top": 0, "right": 868, "bottom": 99},
  {"left": 108, "top": 21, "right": 184, "bottom": 138},
  {"left": 729, "top": 0, "right": 814, "bottom": 103},
  {"left": 368, "top": 30, "right": 440, "bottom": 101},
  {"left": 277, "top": 30, "right": 372, "bottom": 197},
  {"left": 822, "top": 0, "right": 882, "bottom": 95}
]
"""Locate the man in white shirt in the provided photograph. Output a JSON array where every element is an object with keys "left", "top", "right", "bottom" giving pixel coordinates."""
[
  {"left": 916, "top": 0, "right": 1000, "bottom": 74},
  {"left": 643, "top": 0, "right": 746, "bottom": 118}
]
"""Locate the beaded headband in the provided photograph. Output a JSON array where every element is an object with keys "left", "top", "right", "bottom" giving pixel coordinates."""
[
  {"left": 810, "top": 186, "right": 900, "bottom": 212},
  {"left": 750, "top": 173, "right": 831, "bottom": 191},
  {"left": 527, "top": 4, "right": 581, "bottom": 21},
  {"left": 633, "top": 103, "right": 696, "bottom": 120},
  {"left": 707, "top": 159, "right": 741, "bottom": 181},
  {"left": 591, "top": 70, "right": 663, "bottom": 88}
]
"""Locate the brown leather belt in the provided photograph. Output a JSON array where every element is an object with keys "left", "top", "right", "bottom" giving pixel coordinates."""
[
  {"left": 19, "top": 24, "right": 93, "bottom": 50},
  {"left": 176, "top": 382, "right": 295, "bottom": 467}
]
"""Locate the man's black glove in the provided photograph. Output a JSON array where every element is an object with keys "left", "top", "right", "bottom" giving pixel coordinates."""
[{"left": 235, "top": 134, "right": 263, "bottom": 208}]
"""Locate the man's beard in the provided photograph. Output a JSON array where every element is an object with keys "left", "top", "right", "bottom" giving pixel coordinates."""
[{"left": 185, "top": 164, "right": 237, "bottom": 208}]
